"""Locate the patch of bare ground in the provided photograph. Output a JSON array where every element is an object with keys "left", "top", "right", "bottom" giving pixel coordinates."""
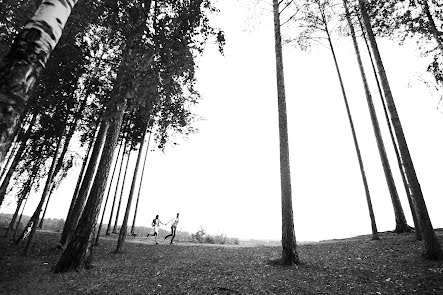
[{"left": 1, "top": 229, "right": 442, "bottom": 294}]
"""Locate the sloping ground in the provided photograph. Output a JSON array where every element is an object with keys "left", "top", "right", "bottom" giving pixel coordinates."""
[{"left": 0, "top": 230, "right": 442, "bottom": 294}]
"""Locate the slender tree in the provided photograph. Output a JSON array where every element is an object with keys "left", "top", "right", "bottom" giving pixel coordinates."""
[
  {"left": 0, "top": 114, "right": 37, "bottom": 207},
  {"left": 64, "top": 122, "right": 100, "bottom": 233},
  {"left": 359, "top": 0, "right": 442, "bottom": 259},
  {"left": 59, "top": 122, "right": 108, "bottom": 247},
  {"left": 112, "top": 145, "right": 132, "bottom": 234},
  {"left": 106, "top": 138, "right": 128, "bottom": 235},
  {"left": 95, "top": 140, "right": 124, "bottom": 245},
  {"left": 130, "top": 130, "right": 152, "bottom": 234},
  {"left": 318, "top": 0, "right": 378, "bottom": 239},
  {"left": 356, "top": 14, "right": 422, "bottom": 239},
  {"left": 23, "top": 126, "right": 65, "bottom": 255},
  {"left": 273, "top": 0, "right": 299, "bottom": 265},
  {"left": 117, "top": 119, "right": 151, "bottom": 252},
  {"left": 0, "top": 0, "right": 78, "bottom": 163}
]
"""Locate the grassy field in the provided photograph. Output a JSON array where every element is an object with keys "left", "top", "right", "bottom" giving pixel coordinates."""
[{"left": 1, "top": 229, "right": 443, "bottom": 294}]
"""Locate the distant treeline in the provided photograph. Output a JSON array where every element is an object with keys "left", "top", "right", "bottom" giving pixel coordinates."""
[{"left": 0, "top": 213, "right": 64, "bottom": 232}]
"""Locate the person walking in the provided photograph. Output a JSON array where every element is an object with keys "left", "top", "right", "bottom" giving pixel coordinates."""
[
  {"left": 147, "top": 215, "right": 165, "bottom": 244},
  {"left": 165, "top": 213, "right": 179, "bottom": 244}
]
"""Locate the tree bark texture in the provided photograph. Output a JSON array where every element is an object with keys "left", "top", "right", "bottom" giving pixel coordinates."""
[
  {"left": 0, "top": 0, "right": 78, "bottom": 164},
  {"left": 63, "top": 123, "right": 99, "bottom": 236},
  {"left": 95, "top": 140, "right": 124, "bottom": 245},
  {"left": 273, "top": 0, "right": 299, "bottom": 265},
  {"left": 59, "top": 122, "right": 108, "bottom": 247},
  {"left": 359, "top": 0, "right": 442, "bottom": 259}
]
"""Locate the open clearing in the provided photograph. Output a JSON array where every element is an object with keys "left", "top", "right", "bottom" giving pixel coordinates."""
[{"left": 1, "top": 230, "right": 443, "bottom": 294}]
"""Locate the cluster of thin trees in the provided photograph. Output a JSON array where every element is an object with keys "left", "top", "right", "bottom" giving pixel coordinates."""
[
  {"left": 273, "top": 0, "right": 442, "bottom": 264},
  {"left": 0, "top": 0, "right": 224, "bottom": 272}
]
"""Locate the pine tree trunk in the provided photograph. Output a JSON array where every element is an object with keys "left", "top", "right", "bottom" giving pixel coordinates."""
[
  {"left": 0, "top": 112, "right": 29, "bottom": 178},
  {"left": 38, "top": 184, "right": 55, "bottom": 229},
  {"left": 272, "top": 0, "right": 299, "bottom": 265},
  {"left": 112, "top": 147, "right": 132, "bottom": 234},
  {"left": 117, "top": 119, "right": 151, "bottom": 252},
  {"left": 53, "top": 111, "right": 124, "bottom": 272},
  {"left": 35, "top": 124, "right": 67, "bottom": 230},
  {"left": 13, "top": 161, "right": 39, "bottom": 239},
  {"left": 95, "top": 140, "right": 124, "bottom": 246},
  {"left": 329, "top": 1, "right": 378, "bottom": 240},
  {"left": 359, "top": 0, "right": 442, "bottom": 259},
  {"left": 0, "top": 114, "right": 37, "bottom": 207},
  {"left": 14, "top": 195, "right": 29, "bottom": 239},
  {"left": 338, "top": 2, "right": 410, "bottom": 233},
  {"left": 53, "top": 26, "right": 154, "bottom": 271},
  {"left": 23, "top": 128, "right": 65, "bottom": 255},
  {"left": 357, "top": 15, "right": 422, "bottom": 240},
  {"left": 131, "top": 131, "right": 152, "bottom": 234},
  {"left": 0, "top": 0, "right": 78, "bottom": 163},
  {"left": 4, "top": 196, "right": 25, "bottom": 238},
  {"left": 50, "top": 94, "right": 89, "bottom": 189},
  {"left": 106, "top": 138, "right": 128, "bottom": 235},
  {"left": 63, "top": 123, "right": 99, "bottom": 235},
  {"left": 59, "top": 122, "right": 109, "bottom": 247}
]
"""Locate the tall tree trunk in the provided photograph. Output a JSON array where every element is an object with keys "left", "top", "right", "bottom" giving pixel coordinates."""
[
  {"left": 357, "top": 15, "right": 422, "bottom": 240},
  {"left": 338, "top": 2, "right": 411, "bottom": 233},
  {"left": 13, "top": 194, "right": 29, "bottom": 239},
  {"left": 34, "top": 124, "right": 68, "bottom": 230},
  {"left": 106, "top": 138, "right": 128, "bottom": 235},
  {"left": 0, "top": 114, "right": 37, "bottom": 207},
  {"left": 272, "top": 0, "right": 299, "bottom": 265},
  {"left": 13, "top": 159, "right": 39, "bottom": 240},
  {"left": 38, "top": 183, "right": 55, "bottom": 228},
  {"left": 117, "top": 119, "right": 150, "bottom": 252},
  {"left": 5, "top": 196, "right": 25, "bottom": 238},
  {"left": 0, "top": 0, "right": 78, "bottom": 163},
  {"left": 49, "top": 93, "right": 89, "bottom": 193},
  {"left": 327, "top": 1, "right": 379, "bottom": 240},
  {"left": 23, "top": 127, "right": 65, "bottom": 255},
  {"left": 53, "top": 23, "right": 154, "bottom": 271},
  {"left": 359, "top": 0, "right": 442, "bottom": 259},
  {"left": 95, "top": 140, "right": 124, "bottom": 246},
  {"left": 5, "top": 161, "right": 39, "bottom": 238},
  {"left": 130, "top": 130, "right": 152, "bottom": 234},
  {"left": 112, "top": 145, "right": 132, "bottom": 234},
  {"left": 59, "top": 122, "right": 108, "bottom": 247},
  {"left": 63, "top": 123, "right": 99, "bottom": 234},
  {"left": 0, "top": 112, "right": 29, "bottom": 178}
]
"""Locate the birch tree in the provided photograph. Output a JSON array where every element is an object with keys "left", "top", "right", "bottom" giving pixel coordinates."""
[{"left": 0, "top": 0, "right": 78, "bottom": 164}]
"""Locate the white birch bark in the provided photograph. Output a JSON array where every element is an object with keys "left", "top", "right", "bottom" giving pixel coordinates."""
[{"left": 0, "top": 0, "right": 78, "bottom": 165}]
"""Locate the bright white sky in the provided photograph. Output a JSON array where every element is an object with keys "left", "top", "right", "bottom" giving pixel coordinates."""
[{"left": 2, "top": 0, "right": 443, "bottom": 242}]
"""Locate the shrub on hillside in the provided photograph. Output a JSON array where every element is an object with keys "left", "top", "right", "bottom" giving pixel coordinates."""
[{"left": 192, "top": 227, "right": 239, "bottom": 245}]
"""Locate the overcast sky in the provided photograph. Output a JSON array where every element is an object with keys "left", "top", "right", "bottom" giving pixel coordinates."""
[{"left": 2, "top": 0, "right": 443, "bottom": 242}]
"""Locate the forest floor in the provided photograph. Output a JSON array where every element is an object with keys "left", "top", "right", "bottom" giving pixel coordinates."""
[{"left": 1, "top": 229, "right": 443, "bottom": 294}]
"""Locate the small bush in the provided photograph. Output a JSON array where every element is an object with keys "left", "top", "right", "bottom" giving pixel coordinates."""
[{"left": 192, "top": 227, "right": 238, "bottom": 245}]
